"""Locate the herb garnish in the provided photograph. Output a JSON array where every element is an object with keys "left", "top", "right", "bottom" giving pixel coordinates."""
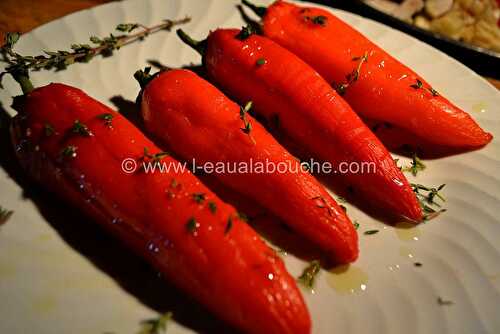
[
  {"left": 186, "top": 217, "right": 198, "bottom": 234},
  {"left": 364, "top": 229, "right": 379, "bottom": 235},
  {"left": 410, "top": 79, "right": 423, "bottom": 90},
  {"left": 414, "top": 262, "right": 422, "bottom": 267},
  {"left": 138, "top": 311, "right": 173, "bottom": 334},
  {"left": 411, "top": 183, "right": 446, "bottom": 220},
  {"left": 353, "top": 221, "right": 360, "bottom": 230},
  {"left": 402, "top": 153, "right": 426, "bottom": 176},
  {"left": 225, "top": 217, "right": 233, "bottom": 235},
  {"left": 208, "top": 201, "right": 217, "bottom": 214},
  {"left": 97, "top": 113, "right": 114, "bottom": 127},
  {"left": 192, "top": 193, "right": 206, "bottom": 204},
  {"left": 437, "top": 297, "right": 453, "bottom": 306},
  {"left": 0, "top": 18, "right": 191, "bottom": 92},
  {"left": 71, "top": 120, "right": 93, "bottom": 137},
  {"left": 298, "top": 260, "right": 321, "bottom": 289},
  {"left": 410, "top": 79, "right": 439, "bottom": 97},
  {"left": 0, "top": 206, "right": 13, "bottom": 226},
  {"left": 61, "top": 145, "right": 77, "bottom": 159},
  {"left": 304, "top": 15, "right": 328, "bottom": 26},
  {"left": 239, "top": 101, "right": 256, "bottom": 144},
  {"left": 237, "top": 211, "right": 249, "bottom": 222},
  {"left": 236, "top": 25, "right": 257, "bottom": 41},
  {"left": 143, "top": 147, "right": 169, "bottom": 162},
  {"left": 333, "top": 51, "right": 369, "bottom": 95},
  {"left": 256, "top": 58, "right": 266, "bottom": 66},
  {"left": 43, "top": 123, "right": 54, "bottom": 137}
]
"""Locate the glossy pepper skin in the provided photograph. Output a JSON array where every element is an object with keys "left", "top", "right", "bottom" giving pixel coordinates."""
[
  {"left": 258, "top": 0, "right": 492, "bottom": 149},
  {"left": 10, "top": 83, "right": 311, "bottom": 334},
  {"left": 198, "top": 28, "right": 423, "bottom": 222},
  {"left": 141, "top": 69, "right": 358, "bottom": 263}
]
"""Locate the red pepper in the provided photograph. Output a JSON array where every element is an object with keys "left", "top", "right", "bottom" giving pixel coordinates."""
[
  {"left": 10, "top": 83, "right": 311, "bottom": 334},
  {"left": 177, "top": 28, "right": 423, "bottom": 222},
  {"left": 140, "top": 68, "right": 358, "bottom": 263},
  {"left": 245, "top": 0, "right": 492, "bottom": 150}
]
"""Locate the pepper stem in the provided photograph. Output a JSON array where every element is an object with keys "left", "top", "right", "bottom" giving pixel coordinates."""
[
  {"left": 176, "top": 29, "right": 207, "bottom": 57},
  {"left": 241, "top": 0, "right": 267, "bottom": 18},
  {"left": 13, "top": 73, "right": 34, "bottom": 95}
]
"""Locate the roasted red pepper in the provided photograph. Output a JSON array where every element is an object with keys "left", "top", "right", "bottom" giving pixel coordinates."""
[
  {"left": 139, "top": 68, "right": 358, "bottom": 263},
  {"left": 177, "top": 28, "right": 423, "bottom": 222},
  {"left": 243, "top": 0, "right": 493, "bottom": 150},
  {"left": 10, "top": 83, "right": 311, "bottom": 334}
]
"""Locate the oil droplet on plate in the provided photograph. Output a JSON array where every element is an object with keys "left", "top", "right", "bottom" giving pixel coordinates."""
[
  {"left": 399, "top": 246, "right": 414, "bottom": 259},
  {"left": 326, "top": 265, "right": 368, "bottom": 294},
  {"left": 395, "top": 222, "right": 421, "bottom": 241},
  {"left": 472, "top": 102, "right": 487, "bottom": 113}
]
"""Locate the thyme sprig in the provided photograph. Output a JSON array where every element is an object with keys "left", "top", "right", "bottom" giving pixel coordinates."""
[
  {"left": 298, "top": 260, "right": 321, "bottom": 289},
  {"left": 410, "top": 78, "right": 439, "bottom": 97},
  {"left": 0, "top": 17, "right": 191, "bottom": 93},
  {"left": 239, "top": 101, "right": 256, "bottom": 144},
  {"left": 138, "top": 311, "right": 173, "bottom": 334},
  {"left": 0, "top": 206, "right": 14, "bottom": 226},
  {"left": 402, "top": 153, "right": 426, "bottom": 176},
  {"left": 411, "top": 183, "right": 446, "bottom": 221},
  {"left": 333, "top": 51, "right": 369, "bottom": 95}
]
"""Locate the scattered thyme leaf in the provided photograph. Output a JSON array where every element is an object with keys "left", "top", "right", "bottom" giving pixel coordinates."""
[
  {"left": 353, "top": 221, "right": 360, "bottom": 230},
  {"left": 138, "top": 311, "right": 173, "bottom": 334},
  {"left": 410, "top": 79, "right": 423, "bottom": 89},
  {"left": 298, "top": 260, "right": 321, "bottom": 289},
  {"left": 225, "top": 217, "right": 233, "bottom": 235},
  {"left": 414, "top": 262, "right": 422, "bottom": 267},
  {"left": 43, "top": 123, "right": 54, "bottom": 136},
  {"left": 61, "top": 145, "right": 77, "bottom": 159},
  {"left": 0, "top": 206, "right": 14, "bottom": 226},
  {"left": 428, "top": 87, "right": 439, "bottom": 96},
  {"left": 304, "top": 15, "right": 328, "bottom": 26},
  {"left": 97, "top": 113, "right": 114, "bottom": 127},
  {"left": 186, "top": 217, "right": 198, "bottom": 234},
  {"left": 208, "top": 201, "right": 217, "bottom": 214},
  {"left": 364, "top": 229, "right": 379, "bottom": 235},
  {"left": 239, "top": 101, "right": 256, "bottom": 144},
  {"left": 437, "top": 297, "right": 454, "bottom": 306},
  {"left": 256, "top": 58, "right": 266, "bottom": 66},
  {"left": 192, "top": 193, "right": 206, "bottom": 204},
  {"left": 71, "top": 120, "right": 92, "bottom": 137}
]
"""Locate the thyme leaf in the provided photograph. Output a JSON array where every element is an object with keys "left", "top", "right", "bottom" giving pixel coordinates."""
[
  {"left": 192, "top": 193, "right": 206, "bottom": 204},
  {"left": 0, "top": 206, "right": 14, "bottom": 226},
  {"left": 298, "top": 260, "right": 321, "bottom": 289},
  {"left": 71, "top": 120, "right": 93, "bottom": 137},
  {"left": 138, "top": 311, "right": 173, "bottom": 334},
  {"left": 208, "top": 201, "right": 217, "bottom": 214},
  {"left": 239, "top": 101, "right": 256, "bottom": 144},
  {"left": 186, "top": 217, "right": 198, "bottom": 234},
  {"left": 364, "top": 229, "right": 379, "bottom": 235}
]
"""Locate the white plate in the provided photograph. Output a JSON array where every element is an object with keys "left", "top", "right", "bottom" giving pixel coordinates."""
[{"left": 1, "top": 1, "right": 499, "bottom": 333}]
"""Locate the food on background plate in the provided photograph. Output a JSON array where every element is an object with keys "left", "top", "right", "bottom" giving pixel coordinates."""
[
  {"left": 363, "top": 0, "right": 500, "bottom": 52},
  {"left": 9, "top": 82, "right": 311, "bottom": 334},
  {"left": 136, "top": 68, "right": 359, "bottom": 264},
  {"left": 241, "top": 0, "right": 493, "bottom": 152},
  {"left": 177, "top": 28, "right": 423, "bottom": 222}
]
